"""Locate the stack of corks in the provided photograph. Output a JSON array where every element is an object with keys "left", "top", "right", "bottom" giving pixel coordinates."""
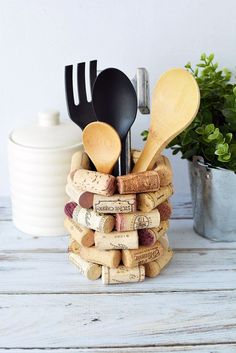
[{"left": 64, "top": 150, "right": 174, "bottom": 285}]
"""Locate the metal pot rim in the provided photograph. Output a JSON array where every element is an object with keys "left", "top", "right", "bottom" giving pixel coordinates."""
[{"left": 191, "top": 155, "right": 236, "bottom": 175}]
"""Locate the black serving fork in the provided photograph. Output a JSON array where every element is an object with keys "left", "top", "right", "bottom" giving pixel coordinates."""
[{"left": 65, "top": 60, "right": 97, "bottom": 130}]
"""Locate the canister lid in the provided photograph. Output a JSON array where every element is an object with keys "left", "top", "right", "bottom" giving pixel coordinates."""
[{"left": 10, "top": 110, "right": 82, "bottom": 149}]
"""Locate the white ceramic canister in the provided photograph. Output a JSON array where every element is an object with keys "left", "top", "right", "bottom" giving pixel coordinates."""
[{"left": 8, "top": 110, "right": 83, "bottom": 236}]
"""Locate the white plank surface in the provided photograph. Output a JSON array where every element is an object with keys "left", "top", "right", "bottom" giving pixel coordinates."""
[
  {"left": 0, "top": 291, "right": 235, "bottom": 348},
  {"left": 1, "top": 250, "right": 236, "bottom": 294},
  {"left": 1, "top": 195, "right": 235, "bottom": 351},
  {"left": 0, "top": 346, "right": 236, "bottom": 353},
  {"left": 0, "top": 220, "right": 67, "bottom": 252},
  {"left": 1, "top": 219, "right": 236, "bottom": 252}
]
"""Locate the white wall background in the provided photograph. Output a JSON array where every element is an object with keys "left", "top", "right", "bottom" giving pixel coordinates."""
[{"left": 1, "top": 0, "right": 236, "bottom": 196}]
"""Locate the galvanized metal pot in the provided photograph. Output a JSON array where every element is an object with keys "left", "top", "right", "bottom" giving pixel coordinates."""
[{"left": 188, "top": 156, "right": 236, "bottom": 242}]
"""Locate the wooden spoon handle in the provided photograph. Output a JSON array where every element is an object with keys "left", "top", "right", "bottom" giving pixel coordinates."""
[{"left": 132, "top": 136, "right": 165, "bottom": 173}]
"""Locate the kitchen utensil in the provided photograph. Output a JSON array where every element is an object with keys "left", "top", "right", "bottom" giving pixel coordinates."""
[
  {"left": 132, "top": 68, "right": 150, "bottom": 114},
  {"left": 65, "top": 60, "right": 97, "bottom": 130},
  {"left": 92, "top": 68, "right": 137, "bottom": 175},
  {"left": 8, "top": 110, "right": 82, "bottom": 236},
  {"left": 122, "top": 68, "right": 150, "bottom": 174},
  {"left": 82, "top": 121, "right": 121, "bottom": 174},
  {"left": 132, "top": 68, "right": 200, "bottom": 173}
]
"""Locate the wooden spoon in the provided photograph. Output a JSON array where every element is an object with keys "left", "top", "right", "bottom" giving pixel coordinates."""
[
  {"left": 82, "top": 121, "right": 121, "bottom": 174},
  {"left": 132, "top": 68, "right": 200, "bottom": 173}
]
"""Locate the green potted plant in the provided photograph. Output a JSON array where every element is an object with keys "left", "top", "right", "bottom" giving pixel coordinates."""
[{"left": 142, "top": 54, "right": 236, "bottom": 241}]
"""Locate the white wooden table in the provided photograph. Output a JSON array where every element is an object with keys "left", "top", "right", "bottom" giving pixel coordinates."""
[{"left": 0, "top": 195, "right": 236, "bottom": 353}]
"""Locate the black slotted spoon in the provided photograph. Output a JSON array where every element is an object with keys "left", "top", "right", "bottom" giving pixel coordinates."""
[{"left": 65, "top": 60, "right": 97, "bottom": 130}]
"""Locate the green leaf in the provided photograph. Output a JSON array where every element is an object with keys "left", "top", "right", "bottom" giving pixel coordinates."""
[
  {"left": 201, "top": 53, "right": 206, "bottom": 60},
  {"left": 208, "top": 128, "right": 219, "bottom": 140},
  {"left": 141, "top": 130, "right": 148, "bottom": 136},
  {"left": 204, "top": 124, "right": 215, "bottom": 135},
  {"left": 225, "top": 133, "right": 233, "bottom": 143},
  {"left": 208, "top": 53, "right": 214, "bottom": 62},
  {"left": 215, "top": 143, "right": 229, "bottom": 156},
  {"left": 233, "top": 87, "right": 236, "bottom": 96},
  {"left": 196, "top": 126, "right": 205, "bottom": 135},
  {"left": 172, "top": 148, "right": 181, "bottom": 155},
  {"left": 185, "top": 62, "right": 191, "bottom": 69},
  {"left": 216, "top": 132, "right": 224, "bottom": 144},
  {"left": 197, "top": 63, "right": 206, "bottom": 68},
  {"left": 222, "top": 108, "right": 236, "bottom": 120},
  {"left": 218, "top": 152, "right": 231, "bottom": 162},
  {"left": 141, "top": 130, "right": 149, "bottom": 141},
  {"left": 182, "top": 131, "right": 193, "bottom": 145}
]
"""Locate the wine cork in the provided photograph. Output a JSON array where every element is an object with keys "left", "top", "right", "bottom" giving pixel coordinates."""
[
  {"left": 66, "top": 183, "right": 94, "bottom": 208},
  {"left": 80, "top": 246, "right": 121, "bottom": 268},
  {"left": 67, "top": 151, "right": 92, "bottom": 208},
  {"left": 64, "top": 217, "right": 94, "bottom": 247},
  {"left": 122, "top": 241, "right": 164, "bottom": 268},
  {"left": 69, "top": 252, "right": 102, "bottom": 280},
  {"left": 95, "top": 230, "right": 138, "bottom": 250},
  {"left": 137, "top": 184, "right": 174, "bottom": 212},
  {"left": 68, "top": 236, "right": 74, "bottom": 250},
  {"left": 131, "top": 151, "right": 173, "bottom": 186},
  {"left": 68, "top": 237, "right": 80, "bottom": 253},
  {"left": 116, "top": 209, "right": 160, "bottom": 232},
  {"left": 70, "top": 151, "right": 90, "bottom": 172},
  {"left": 157, "top": 201, "right": 172, "bottom": 221},
  {"left": 144, "top": 248, "right": 173, "bottom": 277},
  {"left": 138, "top": 220, "right": 169, "bottom": 247},
  {"left": 102, "top": 265, "right": 145, "bottom": 284},
  {"left": 154, "top": 155, "right": 173, "bottom": 186},
  {"left": 144, "top": 260, "right": 161, "bottom": 278},
  {"left": 159, "top": 233, "right": 170, "bottom": 249},
  {"left": 131, "top": 149, "right": 141, "bottom": 165},
  {"left": 117, "top": 171, "right": 160, "bottom": 194},
  {"left": 66, "top": 183, "right": 94, "bottom": 209},
  {"left": 65, "top": 202, "right": 115, "bottom": 233},
  {"left": 72, "top": 169, "right": 116, "bottom": 196},
  {"left": 157, "top": 248, "right": 173, "bottom": 269},
  {"left": 93, "top": 193, "right": 136, "bottom": 214}
]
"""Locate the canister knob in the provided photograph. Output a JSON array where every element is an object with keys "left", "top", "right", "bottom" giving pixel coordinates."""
[{"left": 38, "top": 111, "right": 60, "bottom": 127}]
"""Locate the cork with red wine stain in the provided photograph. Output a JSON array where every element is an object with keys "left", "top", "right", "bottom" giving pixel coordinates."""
[
  {"left": 116, "top": 209, "right": 160, "bottom": 232},
  {"left": 66, "top": 183, "right": 94, "bottom": 209},
  {"left": 138, "top": 220, "right": 169, "bottom": 246},
  {"left": 64, "top": 201, "right": 115, "bottom": 233},
  {"left": 157, "top": 201, "right": 172, "bottom": 221}
]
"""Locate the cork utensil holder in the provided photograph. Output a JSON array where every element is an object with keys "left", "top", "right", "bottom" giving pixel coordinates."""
[{"left": 65, "top": 150, "right": 174, "bottom": 284}]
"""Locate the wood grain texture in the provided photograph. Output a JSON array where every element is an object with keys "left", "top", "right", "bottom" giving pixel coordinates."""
[
  {"left": 0, "top": 346, "right": 236, "bottom": 353},
  {"left": 171, "top": 192, "right": 193, "bottom": 219},
  {"left": 0, "top": 221, "right": 67, "bottom": 252},
  {"left": 0, "top": 291, "right": 235, "bottom": 348},
  {"left": 1, "top": 195, "right": 235, "bottom": 351},
  {"left": 0, "top": 197, "right": 11, "bottom": 221},
  {"left": 1, "top": 219, "right": 235, "bottom": 252},
  {"left": 1, "top": 250, "right": 236, "bottom": 293}
]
